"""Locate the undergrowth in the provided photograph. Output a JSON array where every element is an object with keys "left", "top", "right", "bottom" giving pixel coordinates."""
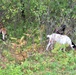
[
  {"left": 1, "top": 51, "right": 76, "bottom": 75},
  {"left": 0, "top": 41, "right": 76, "bottom": 75}
]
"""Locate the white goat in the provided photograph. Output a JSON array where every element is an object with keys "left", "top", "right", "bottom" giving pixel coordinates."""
[{"left": 46, "top": 33, "right": 76, "bottom": 51}]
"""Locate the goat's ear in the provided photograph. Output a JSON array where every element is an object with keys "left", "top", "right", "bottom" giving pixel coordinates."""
[
  {"left": 46, "top": 35, "right": 49, "bottom": 39},
  {"left": 47, "top": 35, "right": 50, "bottom": 37}
]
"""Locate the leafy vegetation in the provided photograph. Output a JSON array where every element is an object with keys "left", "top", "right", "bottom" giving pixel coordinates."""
[
  {"left": 0, "top": 47, "right": 76, "bottom": 75},
  {"left": 0, "top": 0, "right": 76, "bottom": 75}
]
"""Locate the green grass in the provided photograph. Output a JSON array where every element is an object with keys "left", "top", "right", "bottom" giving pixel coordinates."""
[
  {"left": 21, "top": 50, "right": 76, "bottom": 75},
  {"left": 0, "top": 45, "right": 76, "bottom": 75}
]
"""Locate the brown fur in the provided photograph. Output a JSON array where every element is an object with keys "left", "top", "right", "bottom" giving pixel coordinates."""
[
  {"left": 0, "top": 23, "right": 7, "bottom": 40},
  {"left": 1, "top": 28, "right": 7, "bottom": 34}
]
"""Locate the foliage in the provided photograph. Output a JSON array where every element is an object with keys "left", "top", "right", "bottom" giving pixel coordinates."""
[
  {"left": 0, "top": 0, "right": 76, "bottom": 40},
  {"left": 0, "top": 45, "right": 76, "bottom": 75},
  {"left": 0, "top": 0, "right": 76, "bottom": 75},
  {"left": 0, "top": 64, "right": 23, "bottom": 75}
]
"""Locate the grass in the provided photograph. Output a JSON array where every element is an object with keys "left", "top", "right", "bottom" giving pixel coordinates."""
[
  {"left": 1, "top": 51, "right": 76, "bottom": 75},
  {"left": 22, "top": 50, "right": 76, "bottom": 75},
  {"left": 0, "top": 40, "right": 76, "bottom": 75}
]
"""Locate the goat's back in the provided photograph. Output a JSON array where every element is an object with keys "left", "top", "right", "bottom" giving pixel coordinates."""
[{"left": 51, "top": 33, "right": 72, "bottom": 45}]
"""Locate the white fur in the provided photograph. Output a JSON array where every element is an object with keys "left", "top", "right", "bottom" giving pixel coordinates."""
[
  {"left": 46, "top": 33, "right": 73, "bottom": 51},
  {"left": 2, "top": 33, "right": 5, "bottom": 40}
]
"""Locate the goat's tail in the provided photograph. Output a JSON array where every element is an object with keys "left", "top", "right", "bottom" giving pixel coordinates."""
[{"left": 72, "top": 42, "right": 76, "bottom": 50}]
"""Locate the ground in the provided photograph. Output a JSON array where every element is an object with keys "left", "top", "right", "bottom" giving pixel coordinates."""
[{"left": 0, "top": 39, "right": 76, "bottom": 75}]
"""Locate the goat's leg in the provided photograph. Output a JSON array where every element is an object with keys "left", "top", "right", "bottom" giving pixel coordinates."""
[
  {"left": 2, "top": 33, "right": 5, "bottom": 41},
  {"left": 61, "top": 45, "right": 66, "bottom": 52},
  {"left": 46, "top": 42, "right": 51, "bottom": 51}
]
